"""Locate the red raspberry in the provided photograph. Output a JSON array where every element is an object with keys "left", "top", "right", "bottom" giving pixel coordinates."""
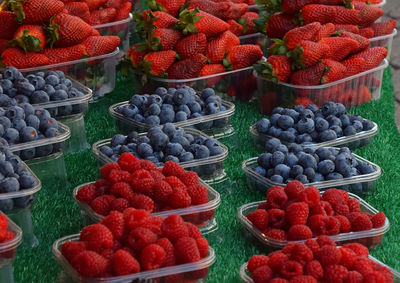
[
  {"left": 161, "top": 214, "right": 189, "bottom": 243},
  {"left": 94, "top": 179, "right": 110, "bottom": 189},
  {"left": 287, "top": 225, "right": 312, "bottom": 240},
  {"left": 99, "top": 248, "right": 113, "bottom": 260},
  {"left": 142, "top": 216, "right": 163, "bottom": 234},
  {"left": 345, "top": 271, "right": 364, "bottom": 283},
  {"left": 0, "top": 231, "right": 15, "bottom": 257},
  {"left": 196, "top": 238, "right": 209, "bottom": 258},
  {"left": 162, "top": 161, "right": 186, "bottom": 177},
  {"left": 100, "top": 163, "right": 121, "bottom": 179},
  {"left": 129, "top": 194, "right": 154, "bottom": 212},
  {"left": 342, "top": 243, "right": 369, "bottom": 257},
  {"left": 284, "top": 180, "right": 305, "bottom": 199},
  {"left": 347, "top": 198, "right": 361, "bottom": 212},
  {"left": 168, "top": 187, "right": 192, "bottom": 209},
  {"left": 270, "top": 278, "right": 289, "bottom": 283},
  {"left": 0, "top": 214, "right": 7, "bottom": 241},
  {"left": 265, "top": 228, "right": 287, "bottom": 241},
  {"left": 118, "top": 153, "right": 140, "bottom": 171},
  {"left": 374, "top": 264, "right": 393, "bottom": 283},
  {"left": 324, "top": 264, "right": 349, "bottom": 282},
  {"left": 317, "top": 245, "right": 342, "bottom": 267},
  {"left": 180, "top": 171, "right": 199, "bottom": 187},
  {"left": 308, "top": 214, "right": 326, "bottom": 234},
  {"left": 290, "top": 275, "right": 317, "bottom": 283},
  {"left": 71, "top": 251, "right": 108, "bottom": 277},
  {"left": 289, "top": 243, "right": 313, "bottom": 264},
  {"left": 123, "top": 208, "right": 151, "bottom": 230},
  {"left": 110, "top": 198, "right": 129, "bottom": 212},
  {"left": 322, "top": 216, "right": 341, "bottom": 235},
  {"left": 352, "top": 257, "right": 374, "bottom": 277},
  {"left": 322, "top": 189, "right": 346, "bottom": 207},
  {"left": 350, "top": 213, "right": 373, "bottom": 231},
  {"left": 80, "top": 224, "right": 114, "bottom": 252},
  {"left": 304, "top": 260, "right": 323, "bottom": 279},
  {"left": 268, "top": 251, "right": 289, "bottom": 272},
  {"left": 282, "top": 242, "right": 297, "bottom": 255},
  {"left": 127, "top": 227, "right": 157, "bottom": 251},
  {"left": 268, "top": 209, "right": 286, "bottom": 229},
  {"left": 266, "top": 187, "right": 288, "bottom": 208},
  {"left": 248, "top": 255, "right": 269, "bottom": 273},
  {"left": 149, "top": 169, "right": 165, "bottom": 182},
  {"left": 252, "top": 265, "right": 273, "bottom": 283},
  {"left": 258, "top": 202, "right": 268, "bottom": 210},
  {"left": 151, "top": 180, "right": 173, "bottom": 203},
  {"left": 335, "top": 215, "right": 351, "bottom": 233},
  {"left": 280, "top": 260, "right": 303, "bottom": 279},
  {"left": 108, "top": 169, "right": 131, "bottom": 184},
  {"left": 366, "top": 271, "right": 386, "bottom": 283},
  {"left": 61, "top": 241, "right": 87, "bottom": 262},
  {"left": 286, "top": 202, "right": 309, "bottom": 226},
  {"left": 334, "top": 203, "right": 350, "bottom": 216},
  {"left": 186, "top": 184, "right": 208, "bottom": 205},
  {"left": 371, "top": 212, "right": 386, "bottom": 228},
  {"left": 174, "top": 237, "right": 200, "bottom": 264},
  {"left": 316, "top": 235, "right": 336, "bottom": 247},
  {"left": 100, "top": 211, "right": 125, "bottom": 240},
  {"left": 186, "top": 222, "right": 202, "bottom": 239},
  {"left": 310, "top": 201, "right": 334, "bottom": 217},
  {"left": 140, "top": 244, "right": 166, "bottom": 270},
  {"left": 247, "top": 209, "right": 268, "bottom": 231},
  {"left": 112, "top": 249, "right": 140, "bottom": 276},
  {"left": 76, "top": 185, "right": 97, "bottom": 204},
  {"left": 130, "top": 169, "right": 155, "bottom": 194},
  {"left": 140, "top": 159, "right": 158, "bottom": 171},
  {"left": 90, "top": 195, "right": 116, "bottom": 216},
  {"left": 297, "top": 186, "right": 320, "bottom": 207},
  {"left": 110, "top": 182, "right": 134, "bottom": 199},
  {"left": 157, "top": 238, "right": 176, "bottom": 267},
  {"left": 340, "top": 247, "right": 357, "bottom": 269},
  {"left": 305, "top": 239, "right": 320, "bottom": 256}
]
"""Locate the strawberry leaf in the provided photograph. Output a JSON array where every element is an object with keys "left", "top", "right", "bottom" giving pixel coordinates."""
[
  {"left": 173, "top": 8, "right": 202, "bottom": 35},
  {"left": 238, "top": 17, "right": 249, "bottom": 34},
  {"left": 253, "top": 60, "right": 279, "bottom": 83},
  {"left": 256, "top": 0, "right": 281, "bottom": 13},
  {"left": 46, "top": 22, "right": 60, "bottom": 48},
  {"left": 5, "top": 0, "right": 25, "bottom": 24},
  {"left": 14, "top": 29, "right": 43, "bottom": 52},
  {"left": 146, "top": 0, "right": 163, "bottom": 12},
  {"left": 286, "top": 46, "right": 306, "bottom": 70}
]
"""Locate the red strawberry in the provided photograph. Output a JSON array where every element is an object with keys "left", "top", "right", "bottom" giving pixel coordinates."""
[
  {"left": 1, "top": 48, "right": 49, "bottom": 69},
  {"left": 42, "top": 44, "right": 86, "bottom": 64},
  {"left": 314, "top": 23, "right": 335, "bottom": 41},
  {"left": 320, "top": 59, "right": 346, "bottom": 84},
  {"left": 153, "top": 28, "right": 182, "bottom": 51},
  {"left": 334, "top": 6, "right": 360, "bottom": 25},
  {"left": 353, "top": 2, "right": 384, "bottom": 27},
  {"left": 334, "top": 24, "right": 360, "bottom": 34},
  {"left": 167, "top": 53, "right": 207, "bottom": 79},
  {"left": 0, "top": 11, "right": 18, "bottom": 39},
  {"left": 370, "top": 20, "right": 397, "bottom": 37},
  {"left": 88, "top": 8, "right": 117, "bottom": 25},
  {"left": 82, "top": 35, "right": 120, "bottom": 57},
  {"left": 290, "top": 62, "right": 325, "bottom": 86},
  {"left": 348, "top": 47, "right": 387, "bottom": 71},
  {"left": 359, "top": 27, "right": 375, "bottom": 38},
  {"left": 290, "top": 40, "right": 329, "bottom": 68},
  {"left": 339, "top": 31, "right": 370, "bottom": 53},
  {"left": 6, "top": 0, "right": 65, "bottom": 24},
  {"left": 104, "top": 0, "right": 123, "bottom": 8},
  {"left": 148, "top": 0, "right": 186, "bottom": 17},
  {"left": 84, "top": 0, "right": 108, "bottom": 10},
  {"left": 207, "top": 31, "right": 240, "bottom": 63},
  {"left": 188, "top": 0, "right": 231, "bottom": 20},
  {"left": 254, "top": 56, "right": 292, "bottom": 83},
  {"left": 13, "top": 25, "right": 46, "bottom": 52},
  {"left": 284, "top": 22, "right": 321, "bottom": 50},
  {"left": 224, "top": 44, "right": 263, "bottom": 70},
  {"left": 127, "top": 44, "right": 147, "bottom": 68},
  {"left": 319, "top": 37, "right": 360, "bottom": 61},
  {"left": 353, "top": 85, "right": 372, "bottom": 105},
  {"left": 238, "top": 12, "right": 258, "bottom": 35},
  {"left": 115, "top": 1, "right": 132, "bottom": 21},
  {"left": 141, "top": 50, "right": 177, "bottom": 76},
  {"left": 227, "top": 19, "right": 243, "bottom": 36},
  {"left": 0, "top": 39, "right": 11, "bottom": 54},
  {"left": 282, "top": 0, "right": 314, "bottom": 15},
  {"left": 341, "top": 57, "right": 365, "bottom": 77},
  {"left": 266, "top": 13, "right": 298, "bottom": 39},
  {"left": 225, "top": 2, "right": 248, "bottom": 20},
  {"left": 301, "top": 4, "right": 337, "bottom": 25},
  {"left": 65, "top": 2, "right": 90, "bottom": 22},
  {"left": 199, "top": 64, "right": 227, "bottom": 77},
  {"left": 152, "top": 11, "right": 178, "bottom": 28},
  {"left": 176, "top": 33, "right": 206, "bottom": 59}
]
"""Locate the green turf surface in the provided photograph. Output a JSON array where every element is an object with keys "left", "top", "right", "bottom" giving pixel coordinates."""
[{"left": 12, "top": 67, "right": 400, "bottom": 282}]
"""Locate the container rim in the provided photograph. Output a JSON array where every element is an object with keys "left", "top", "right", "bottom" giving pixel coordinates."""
[
  {"left": 0, "top": 211, "right": 23, "bottom": 252},
  {"left": 92, "top": 13, "right": 133, "bottom": 29},
  {"left": 248, "top": 0, "right": 386, "bottom": 10},
  {"left": 369, "top": 28, "right": 397, "bottom": 42}
]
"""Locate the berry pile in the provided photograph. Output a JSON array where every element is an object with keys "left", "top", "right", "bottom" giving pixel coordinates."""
[
  {"left": 246, "top": 182, "right": 386, "bottom": 242},
  {"left": 100, "top": 124, "right": 225, "bottom": 166},
  {"left": 253, "top": 139, "right": 375, "bottom": 185},
  {"left": 246, "top": 238, "right": 394, "bottom": 283},
  {"left": 76, "top": 155, "right": 214, "bottom": 225},
  {"left": 0, "top": 213, "right": 17, "bottom": 259},
  {"left": 0, "top": 147, "right": 38, "bottom": 212},
  {"left": 61, "top": 212, "right": 210, "bottom": 279},
  {"left": 255, "top": 102, "right": 375, "bottom": 144},
  {"left": 115, "top": 86, "right": 229, "bottom": 129}
]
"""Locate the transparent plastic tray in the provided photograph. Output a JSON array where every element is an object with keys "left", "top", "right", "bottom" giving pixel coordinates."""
[
  {"left": 53, "top": 233, "right": 215, "bottom": 283},
  {"left": 92, "top": 128, "right": 229, "bottom": 181},
  {"left": 109, "top": 99, "right": 236, "bottom": 139},
  {"left": 93, "top": 14, "right": 133, "bottom": 54},
  {"left": 256, "top": 59, "right": 388, "bottom": 115},
  {"left": 73, "top": 179, "right": 221, "bottom": 234},
  {"left": 242, "top": 151, "right": 382, "bottom": 197},
  {"left": 370, "top": 28, "right": 397, "bottom": 59},
  {"left": 19, "top": 48, "right": 120, "bottom": 100},
  {"left": 249, "top": 121, "right": 378, "bottom": 150},
  {"left": 8, "top": 122, "right": 70, "bottom": 161},
  {"left": 238, "top": 192, "right": 389, "bottom": 250},
  {"left": 239, "top": 33, "right": 268, "bottom": 54}
]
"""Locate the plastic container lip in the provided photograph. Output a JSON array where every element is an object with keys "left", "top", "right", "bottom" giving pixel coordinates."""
[
  {"left": 238, "top": 32, "right": 263, "bottom": 40},
  {"left": 73, "top": 178, "right": 221, "bottom": 222},
  {"left": 369, "top": 28, "right": 397, "bottom": 42},
  {"left": 256, "top": 59, "right": 389, "bottom": 89},
  {"left": 92, "top": 13, "right": 133, "bottom": 29},
  {"left": 242, "top": 151, "right": 382, "bottom": 189},
  {"left": 0, "top": 212, "right": 23, "bottom": 253},
  {"left": 8, "top": 121, "right": 71, "bottom": 152},
  {"left": 92, "top": 128, "right": 229, "bottom": 168},
  {"left": 249, "top": 121, "right": 379, "bottom": 149},
  {"left": 52, "top": 233, "right": 216, "bottom": 283},
  {"left": 248, "top": 0, "right": 386, "bottom": 9},
  {"left": 109, "top": 99, "right": 235, "bottom": 130}
]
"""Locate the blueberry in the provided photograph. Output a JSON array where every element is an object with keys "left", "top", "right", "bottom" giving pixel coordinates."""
[
  {"left": 295, "top": 174, "right": 308, "bottom": 183},
  {"left": 179, "top": 152, "right": 194, "bottom": 162},
  {"left": 205, "top": 102, "right": 220, "bottom": 115},
  {"left": 34, "top": 109, "right": 51, "bottom": 121},
  {"left": 68, "top": 88, "right": 83, "bottom": 98},
  {"left": 315, "top": 117, "right": 329, "bottom": 132},
  {"left": 277, "top": 115, "right": 294, "bottom": 130},
  {"left": 270, "top": 175, "right": 284, "bottom": 183},
  {"left": 159, "top": 109, "right": 175, "bottom": 124},
  {"left": 306, "top": 104, "right": 319, "bottom": 113},
  {"left": 271, "top": 107, "right": 284, "bottom": 115},
  {"left": 343, "top": 126, "right": 356, "bottom": 136},
  {"left": 326, "top": 172, "right": 344, "bottom": 180},
  {"left": 149, "top": 132, "right": 169, "bottom": 152},
  {"left": 188, "top": 102, "right": 201, "bottom": 114},
  {"left": 352, "top": 120, "right": 363, "bottom": 132},
  {"left": 269, "top": 113, "right": 281, "bottom": 126},
  {"left": 267, "top": 126, "right": 282, "bottom": 138},
  {"left": 3, "top": 67, "right": 20, "bottom": 81},
  {"left": 0, "top": 138, "right": 8, "bottom": 147},
  {"left": 300, "top": 109, "right": 314, "bottom": 120},
  {"left": 31, "top": 76, "right": 45, "bottom": 90},
  {"left": 100, "top": 146, "right": 113, "bottom": 157},
  {"left": 25, "top": 115, "right": 40, "bottom": 130},
  {"left": 52, "top": 89, "right": 68, "bottom": 101},
  {"left": 45, "top": 127, "right": 59, "bottom": 138},
  {"left": 0, "top": 161, "right": 14, "bottom": 177},
  {"left": 288, "top": 143, "right": 303, "bottom": 154},
  {"left": 265, "top": 138, "right": 281, "bottom": 153},
  {"left": 148, "top": 103, "right": 161, "bottom": 116},
  {"left": 39, "top": 117, "right": 58, "bottom": 132},
  {"left": 0, "top": 79, "right": 13, "bottom": 92},
  {"left": 304, "top": 167, "right": 315, "bottom": 180},
  {"left": 258, "top": 153, "right": 272, "bottom": 168},
  {"left": 317, "top": 160, "right": 335, "bottom": 175},
  {"left": 3, "top": 128, "right": 19, "bottom": 144},
  {"left": 315, "top": 148, "right": 331, "bottom": 160},
  {"left": 19, "top": 172, "right": 36, "bottom": 189},
  {"left": 18, "top": 103, "right": 34, "bottom": 116},
  {"left": 165, "top": 143, "right": 183, "bottom": 156},
  {"left": 60, "top": 78, "right": 72, "bottom": 89},
  {"left": 15, "top": 95, "right": 29, "bottom": 104},
  {"left": 321, "top": 102, "right": 337, "bottom": 116},
  {"left": 193, "top": 145, "right": 210, "bottom": 159},
  {"left": 253, "top": 167, "right": 266, "bottom": 177},
  {"left": 297, "top": 118, "right": 315, "bottom": 134},
  {"left": 16, "top": 81, "right": 35, "bottom": 96},
  {"left": 175, "top": 111, "right": 187, "bottom": 122},
  {"left": 6, "top": 106, "right": 25, "bottom": 120},
  {"left": 184, "top": 134, "right": 194, "bottom": 143},
  {"left": 178, "top": 105, "right": 191, "bottom": 117},
  {"left": 0, "top": 177, "right": 19, "bottom": 193},
  {"left": 274, "top": 163, "right": 290, "bottom": 179},
  {"left": 173, "top": 89, "right": 190, "bottom": 105},
  {"left": 129, "top": 95, "right": 144, "bottom": 108},
  {"left": 362, "top": 120, "right": 374, "bottom": 131},
  {"left": 303, "top": 147, "right": 315, "bottom": 154},
  {"left": 149, "top": 95, "right": 163, "bottom": 106},
  {"left": 274, "top": 144, "right": 288, "bottom": 154},
  {"left": 356, "top": 162, "right": 375, "bottom": 174},
  {"left": 271, "top": 151, "right": 285, "bottom": 167},
  {"left": 339, "top": 115, "right": 351, "bottom": 128},
  {"left": 339, "top": 147, "right": 351, "bottom": 155},
  {"left": 155, "top": 87, "right": 168, "bottom": 98},
  {"left": 286, "top": 109, "right": 300, "bottom": 122},
  {"left": 45, "top": 75, "right": 60, "bottom": 86},
  {"left": 319, "top": 129, "right": 337, "bottom": 142},
  {"left": 284, "top": 153, "right": 298, "bottom": 167},
  {"left": 144, "top": 115, "right": 160, "bottom": 126},
  {"left": 164, "top": 155, "right": 180, "bottom": 163},
  {"left": 298, "top": 153, "right": 317, "bottom": 170},
  {"left": 336, "top": 103, "right": 346, "bottom": 115},
  {"left": 111, "top": 134, "right": 127, "bottom": 147},
  {"left": 0, "top": 199, "right": 14, "bottom": 211},
  {"left": 171, "top": 136, "right": 190, "bottom": 151},
  {"left": 255, "top": 118, "right": 270, "bottom": 134},
  {"left": 266, "top": 168, "right": 274, "bottom": 178},
  {"left": 204, "top": 138, "right": 223, "bottom": 156},
  {"left": 54, "top": 84, "right": 68, "bottom": 92},
  {"left": 296, "top": 134, "right": 312, "bottom": 144},
  {"left": 279, "top": 131, "right": 296, "bottom": 143},
  {"left": 137, "top": 143, "right": 153, "bottom": 158},
  {"left": 293, "top": 105, "right": 305, "bottom": 113},
  {"left": 327, "top": 116, "right": 342, "bottom": 127},
  {"left": 312, "top": 173, "right": 324, "bottom": 182},
  {"left": 162, "top": 123, "right": 176, "bottom": 138},
  {"left": 201, "top": 88, "right": 215, "bottom": 100}
]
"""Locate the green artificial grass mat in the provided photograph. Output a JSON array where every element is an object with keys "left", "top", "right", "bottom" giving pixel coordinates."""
[{"left": 12, "top": 67, "right": 400, "bottom": 282}]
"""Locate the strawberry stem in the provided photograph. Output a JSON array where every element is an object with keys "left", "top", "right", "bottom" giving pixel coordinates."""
[
  {"left": 173, "top": 8, "right": 202, "bottom": 35},
  {"left": 253, "top": 60, "right": 279, "bottom": 83}
]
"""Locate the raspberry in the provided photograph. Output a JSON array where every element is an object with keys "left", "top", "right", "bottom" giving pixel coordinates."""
[
  {"left": 265, "top": 228, "right": 287, "bottom": 241},
  {"left": 186, "top": 222, "right": 202, "bottom": 239},
  {"left": 316, "top": 235, "right": 336, "bottom": 247},
  {"left": 334, "top": 204, "right": 350, "bottom": 216},
  {"left": 318, "top": 245, "right": 342, "bottom": 267},
  {"left": 110, "top": 198, "right": 129, "bottom": 212},
  {"left": 101, "top": 211, "right": 125, "bottom": 240},
  {"left": 94, "top": 179, "right": 110, "bottom": 189},
  {"left": 80, "top": 224, "right": 114, "bottom": 252},
  {"left": 340, "top": 247, "right": 357, "bottom": 269},
  {"left": 335, "top": 215, "right": 351, "bottom": 233},
  {"left": 304, "top": 260, "right": 323, "bottom": 279},
  {"left": 140, "top": 244, "right": 166, "bottom": 270},
  {"left": 322, "top": 189, "right": 346, "bottom": 207},
  {"left": 142, "top": 216, "right": 163, "bottom": 234},
  {"left": 61, "top": 241, "right": 87, "bottom": 262},
  {"left": 268, "top": 209, "right": 286, "bottom": 229},
  {"left": 130, "top": 169, "right": 155, "bottom": 194},
  {"left": 199, "top": 209, "right": 215, "bottom": 222},
  {"left": 108, "top": 169, "right": 131, "bottom": 184},
  {"left": 71, "top": 251, "right": 108, "bottom": 277},
  {"left": 168, "top": 187, "right": 192, "bottom": 209},
  {"left": 248, "top": 255, "right": 269, "bottom": 273},
  {"left": 270, "top": 279, "right": 289, "bottom": 283},
  {"left": 324, "top": 264, "right": 349, "bottom": 282},
  {"left": 161, "top": 214, "right": 189, "bottom": 242},
  {"left": 110, "top": 182, "right": 134, "bottom": 199},
  {"left": 287, "top": 225, "right": 312, "bottom": 240},
  {"left": 174, "top": 237, "right": 200, "bottom": 264},
  {"left": 151, "top": 181, "right": 173, "bottom": 203},
  {"left": 266, "top": 187, "right": 288, "bottom": 208},
  {"left": 129, "top": 194, "right": 154, "bottom": 212},
  {"left": 196, "top": 238, "right": 209, "bottom": 258},
  {"left": 100, "top": 163, "right": 121, "bottom": 179},
  {"left": 350, "top": 213, "right": 373, "bottom": 231},
  {"left": 286, "top": 202, "right": 309, "bottom": 226},
  {"left": 112, "top": 249, "right": 140, "bottom": 276},
  {"left": 352, "top": 257, "right": 374, "bottom": 276},
  {"left": 290, "top": 243, "right": 313, "bottom": 264},
  {"left": 162, "top": 161, "right": 186, "bottom": 177},
  {"left": 76, "top": 185, "right": 97, "bottom": 204},
  {"left": 251, "top": 265, "right": 273, "bottom": 283},
  {"left": 90, "top": 195, "right": 115, "bottom": 216},
  {"left": 310, "top": 201, "right": 334, "bottom": 217},
  {"left": 165, "top": 176, "right": 186, "bottom": 188},
  {"left": 342, "top": 243, "right": 369, "bottom": 257},
  {"left": 127, "top": 227, "right": 157, "bottom": 251},
  {"left": 149, "top": 169, "right": 165, "bottom": 182},
  {"left": 347, "top": 198, "right": 361, "bottom": 212},
  {"left": 123, "top": 208, "right": 151, "bottom": 230},
  {"left": 374, "top": 264, "right": 393, "bottom": 283},
  {"left": 280, "top": 260, "right": 303, "bottom": 279},
  {"left": 0, "top": 215, "right": 7, "bottom": 241},
  {"left": 247, "top": 209, "right": 269, "bottom": 231},
  {"left": 118, "top": 153, "right": 140, "bottom": 171},
  {"left": 366, "top": 271, "right": 386, "bottom": 283},
  {"left": 157, "top": 238, "right": 176, "bottom": 267},
  {"left": 297, "top": 186, "right": 320, "bottom": 208},
  {"left": 305, "top": 239, "right": 320, "bottom": 256},
  {"left": 289, "top": 275, "right": 317, "bottom": 283},
  {"left": 282, "top": 242, "right": 297, "bottom": 255},
  {"left": 308, "top": 214, "right": 326, "bottom": 234},
  {"left": 284, "top": 181, "right": 305, "bottom": 199},
  {"left": 140, "top": 159, "right": 158, "bottom": 171},
  {"left": 371, "top": 212, "right": 386, "bottom": 228},
  {"left": 186, "top": 184, "right": 208, "bottom": 205},
  {"left": 180, "top": 171, "right": 199, "bottom": 187},
  {"left": 100, "top": 248, "right": 113, "bottom": 260},
  {"left": 268, "top": 251, "right": 289, "bottom": 272},
  {"left": 258, "top": 202, "right": 268, "bottom": 210},
  {"left": 322, "top": 216, "right": 341, "bottom": 235},
  {"left": 344, "top": 271, "right": 364, "bottom": 283}
]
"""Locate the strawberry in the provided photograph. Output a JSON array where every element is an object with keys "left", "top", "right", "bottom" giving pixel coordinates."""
[
  {"left": 199, "top": 64, "right": 227, "bottom": 86},
  {"left": 284, "top": 22, "right": 321, "bottom": 50},
  {"left": 320, "top": 59, "right": 346, "bottom": 84},
  {"left": 141, "top": 50, "right": 177, "bottom": 76},
  {"left": 254, "top": 56, "right": 291, "bottom": 83},
  {"left": 339, "top": 31, "right": 370, "bottom": 53},
  {"left": 0, "top": 11, "right": 18, "bottom": 39},
  {"left": 301, "top": 4, "right": 337, "bottom": 25},
  {"left": 153, "top": 28, "right": 182, "bottom": 51},
  {"left": 127, "top": 44, "right": 146, "bottom": 68},
  {"left": 341, "top": 57, "right": 365, "bottom": 77},
  {"left": 188, "top": 0, "right": 231, "bottom": 20},
  {"left": 266, "top": 13, "right": 298, "bottom": 39},
  {"left": 289, "top": 40, "right": 329, "bottom": 69},
  {"left": 148, "top": 0, "right": 186, "bottom": 17},
  {"left": 42, "top": 44, "right": 87, "bottom": 64},
  {"left": 224, "top": 44, "right": 263, "bottom": 70},
  {"left": 115, "top": 1, "right": 132, "bottom": 21},
  {"left": 82, "top": 35, "right": 120, "bottom": 57},
  {"left": 64, "top": 2, "right": 90, "bottom": 22},
  {"left": 0, "top": 39, "right": 10, "bottom": 54},
  {"left": 153, "top": 11, "right": 178, "bottom": 28},
  {"left": 84, "top": 0, "right": 108, "bottom": 10},
  {"left": 348, "top": 47, "right": 387, "bottom": 71},
  {"left": 1, "top": 48, "right": 49, "bottom": 68},
  {"left": 227, "top": 19, "right": 244, "bottom": 36},
  {"left": 13, "top": 25, "right": 46, "bottom": 52},
  {"left": 207, "top": 31, "right": 240, "bottom": 64},
  {"left": 334, "top": 24, "right": 360, "bottom": 34},
  {"left": 176, "top": 33, "right": 207, "bottom": 59},
  {"left": 88, "top": 8, "right": 117, "bottom": 25},
  {"left": 370, "top": 20, "right": 397, "bottom": 37},
  {"left": 225, "top": 2, "right": 248, "bottom": 20},
  {"left": 290, "top": 62, "right": 325, "bottom": 86},
  {"left": 359, "top": 27, "right": 374, "bottom": 38},
  {"left": 282, "top": 0, "right": 314, "bottom": 15},
  {"left": 238, "top": 12, "right": 258, "bottom": 35},
  {"left": 319, "top": 37, "right": 360, "bottom": 61},
  {"left": 5, "top": 0, "right": 65, "bottom": 24},
  {"left": 104, "top": 0, "right": 123, "bottom": 8},
  {"left": 334, "top": 6, "right": 360, "bottom": 25},
  {"left": 167, "top": 53, "right": 207, "bottom": 79},
  {"left": 353, "top": 2, "right": 384, "bottom": 27},
  {"left": 314, "top": 23, "right": 335, "bottom": 41}
]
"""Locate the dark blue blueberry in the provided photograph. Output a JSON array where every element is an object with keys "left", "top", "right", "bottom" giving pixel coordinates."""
[
  {"left": 327, "top": 116, "right": 342, "bottom": 127},
  {"left": 165, "top": 143, "right": 183, "bottom": 156},
  {"left": 134, "top": 114, "right": 145, "bottom": 123},
  {"left": 31, "top": 91, "right": 50, "bottom": 104},
  {"left": 18, "top": 103, "right": 35, "bottom": 116},
  {"left": 300, "top": 109, "right": 314, "bottom": 120},
  {"left": 129, "top": 95, "right": 144, "bottom": 108},
  {"left": 188, "top": 102, "right": 201, "bottom": 114},
  {"left": 326, "top": 172, "right": 344, "bottom": 180},
  {"left": 150, "top": 132, "right": 169, "bottom": 151},
  {"left": 52, "top": 90, "right": 68, "bottom": 101},
  {"left": 0, "top": 161, "right": 13, "bottom": 177},
  {"left": 12, "top": 119, "right": 26, "bottom": 131},
  {"left": 16, "top": 81, "right": 35, "bottom": 96},
  {"left": 144, "top": 115, "right": 160, "bottom": 126},
  {"left": 272, "top": 107, "right": 284, "bottom": 115},
  {"left": 163, "top": 94, "right": 174, "bottom": 105},
  {"left": 159, "top": 109, "right": 175, "bottom": 124},
  {"left": 303, "top": 147, "right": 315, "bottom": 155},
  {"left": 265, "top": 138, "right": 281, "bottom": 153},
  {"left": 255, "top": 118, "right": 270, "bottom": 134},
  {"left": 293, "top": 105, "right": 304, "bottom": 113},
  {"left": 39, "top": 117, "right": 58, "bottom": 132},
  {"left": 155, "top": 87, "right": 168, "bottom": 98},
  {"left": 6, "top": 106, "right": 25, "bottom": 120},
  {"left": 343, "top": 125, "right": 356, "bottom": 136},
  {"left": 60, "top": 78, "right": 72, "bottom": 89},
  {"left": 253, "top": 166, "right": 266, "bottom": 177},
  {"left": 271, "top": 151, "right": 285, "bottom": 167},
  {"left": 175, "top": 111, "right": 187, "bottom": 122},
  {"left": 304, "top": 167, "right": 315, "bottom": 180},
  {"left": 295, "top": 174, "right": 308, "bottom": 183},
  {"left": 336, "top": 103, "right": 346, "bottom": 115},
  {"left": 193, "top": 145, "right": 210, "bottom": 159},
  {"left": 270, "top": 175, "right": 284, "bottom": 183},
  {"left": 148, "top": 104, "right": 161, "bottom": 116},
  {"left": 111, "top": 134, "right": 127, "bottom": 147},
  {"left": 288, "top": 143, "right": 302, "bottom": 154},
  {"left": 184, "top": 133, "right": 194, "bottom": 143},
  {"left": 0, "top": 95, "right": 9, "bottom": 107},
  {"left": 0, "top": 79, "right": 13, "bottom": 92},
  {"left": 173, "top": 89, "right": 190, "bottom": 105},
  {"left": 258, "top": 153, "right": 272, "bottom": 168},
  {"left": 149, "top": 95, "right": 163, "bottom": 106},
  {"left": 362, "top": 120, "right": 374, "bottom": 131},
  {"left": 14, "top": 95, "right": 29, "bottom": 104},
  {"left": 45, "top": 127, "right": 59, "bottom": 138},
  {"left": 315, "top": 117, "right": 329, "bottom": 132},
  {"left": 317, "top": 160, "right": 335, "bottom": 175},
  {"left": 298, "top": 153, "right": 317, "bottom": 170},
  {"left": 319, "top": 130, "right": 337, "bottom": 142},
  {"left": 356, "top": 162, "right": 375, "bottom": 175},
  {"left": 45, "top": 75, "right": 60, "bottom": 86},
  {"left": 339, "top": 114, "right": 351, "bottom": 128},
  {"left": 205, "top": 102, "right": 220, "bottom": 115},
  {"left": 122, "top": 105, "right": 139, "bottom": 118},
  {"left": 267, "top": 126, "right": 282, "bottom": 139},
  {"left": 137, "top": 143, "right": 153, "bottom": 158},
  {"left": 286, "top": 109, "right": 300, "bottom": 122},
  {"left": 306, "top": 104, "right": 319, "bottom": 113},
  {"left": 352, "top": 120, "right": 363, "bottom": 132},
  {"left": 164, "top": 155, "right": 179, "bottom": 163},
  {"left": 54, "top": 84, "right": 68, "bottom": 92},
  {"left": 0, "top": 138, "right": 8, "bottom": 147},
  {"left": 0, "top": 125, "right": 4, "bottom": 137},
  {"left": 3, "top": 67, "right": 20, "bottom": 81},
  {"left": 161, "top": 104, "right": 174, "bottom": 112},
  {"left": 26, "top": 115, "right": 40, "bottom": 130},
  {"left": 274, "top": 163, "right": 290, "bottom": 179},
  {"left": 201, "top": 88, "right": 215, "bottom": 100},
  {"left": 315, "top": 148, "right": 331, "bottom": 160},
  {"left": 204, "top": 139, "right": 223, "bottom": 156},
  {"left": 179, "top": 152, "right": 194, "bottom": 162},
  {"left": 19, "top": 172, "right": 36, "bottom": 189},
  {"left": 0, "top": 177, "right": 19, "bottom": 193},
  {"left": 266, "top": 168, "right": 274, "bottom": 178},
  {"left": 171, "top": 136, "right": 190, "bottom": 151},
  {"left": 297, "top": 118, "right": 315, "bottom": 134},
  {"left": 178, "top": 105, "right": 191, "bottom": 117},
  {"left": 350, "top": 115, "right": 363, "bottom": 123},
  {"left": 7, "top": 88, "right": 17, "bottom": 98},
  {"left": 284, "top": 153, "right": 298, "bottom": 167},
  {"left": 296, "top": 133, "right": 312, "bottom": 144},
  {"left": 290, "top": 165, "right": 303, "bottom": 178},
  {"left": 100, "top": 146, "right": 113, "bottom": 157},
  {"left": 309, "top": 131, "right": 318, "bottom": 141},
  {"left": 4, "top": 128, "right": 19, "bottom": 144},
  {"left": 68, "top": 88, "right": 83, "bottom": 98},
  {"left": 137, "top": 136, "right": 150, "bottom": 145},
  {"left": 321, "top": 102, "right": 337, "bottom": 116},
  {"left": 339, "top": 147, "right": 351, "bottom": 155},
  {"left": 269, "top": 113, "right": 281, "bottom": 126},
  {"left": 274, "top": 144, "right": 288, "bottom": 154},
  {"left": 330, "top": 125, "right": 343, "bottom": 137},
  {"left": 31, "top": 76, "right": 45, "bottom": 90},
  {"left": 279, "top": 131, "right": 295, "bottom": 143},
  {"left": 162, "top": 123, "right": 176, "bottom": 138},
  {"left": 277, "top": 115, "right": 294, "bottom": 130}
]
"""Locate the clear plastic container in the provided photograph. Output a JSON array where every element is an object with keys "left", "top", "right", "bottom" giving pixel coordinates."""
[
  {"left": 242, "top": 151, "right": 382, "bottom": 197},
  {"left": 92, "top": 128, "right": 229, "bottom": 182},
  {"left": 0, "top": 212, "right": 22, "bottom": 283},
  {"left": 53, "top": 233, "right": 216, "bottom": 283},
  {"left": 93, "top": 14, "right": 133, "bottom": 55},
  {"left": 19, "top": 48, "right": 120, "bottom": 100},
  {"left": 60, "top": 114, "right": 90, "bottom": 153},
  {"left": 256, "top": 59, "right": 389, "bottom": 115},
  {"left": 73, "top": 179, "right": 221, "bottom": 234},
  {"left": 237, "top": 192, "right": 389, "bottom": 250},
  {"left": 249, "top": 121, "right": 378, "bottom": 150},
  {"left": 369, "top": 28, "right": 397, "bottom": 59}
]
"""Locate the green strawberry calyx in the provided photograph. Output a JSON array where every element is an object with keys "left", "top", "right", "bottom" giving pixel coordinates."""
[
  {"left": 253, "top": 60, "right": 280, "bottom": 84},
  {"left": 14, "top": 29, "right": 43, "bottom": 52},
  {"left": 173, "top": 8, "right": 202, "bottom": 35},
  {"left": 4, "top": 0, "right": 25, "bottom": 24}
]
